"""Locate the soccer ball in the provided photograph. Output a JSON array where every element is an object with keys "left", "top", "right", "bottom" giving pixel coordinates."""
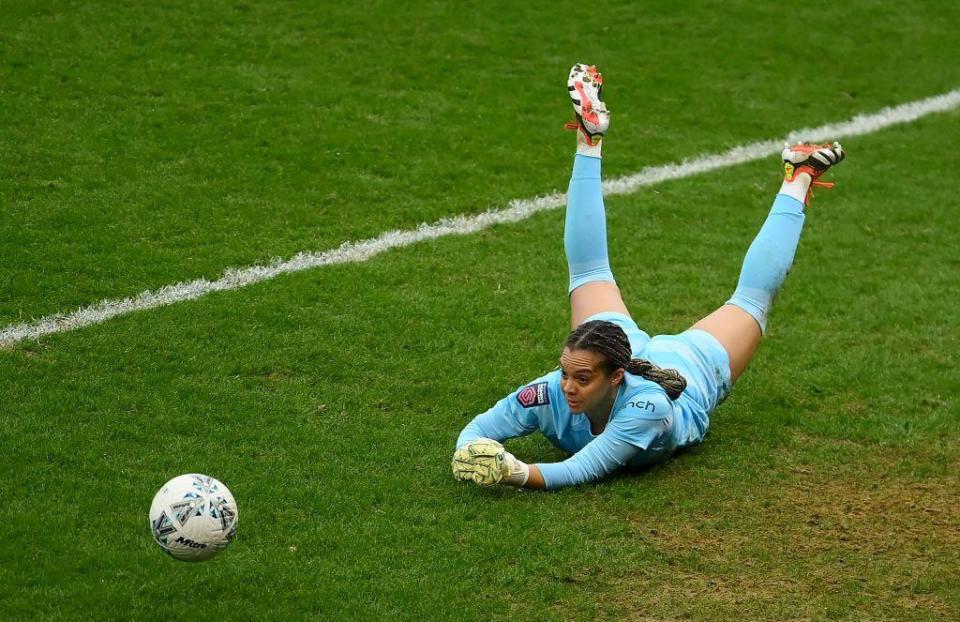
[{"left": 149, "top": 473, "right": 238, "bottom": 562}]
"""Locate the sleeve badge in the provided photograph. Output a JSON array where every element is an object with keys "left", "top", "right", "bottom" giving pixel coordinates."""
[{"left": 516, "top": 382, "right": 550, "bottom": 408}]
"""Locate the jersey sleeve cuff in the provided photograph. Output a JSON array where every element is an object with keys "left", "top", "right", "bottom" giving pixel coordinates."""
[{"left": 533, "top": 462, "right": 568, "bottom": 490}]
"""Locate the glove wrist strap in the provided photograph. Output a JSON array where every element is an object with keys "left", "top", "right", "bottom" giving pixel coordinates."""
[{"left": 503, "top": 458, "right": 530, "bottom": 487}]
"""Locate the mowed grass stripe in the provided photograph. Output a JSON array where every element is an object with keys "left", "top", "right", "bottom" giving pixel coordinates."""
[{"left": 2, "top": 88, "right": 958, "bottom": 349}]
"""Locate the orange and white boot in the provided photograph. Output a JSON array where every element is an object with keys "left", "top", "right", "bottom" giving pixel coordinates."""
[
  {"left": 781, "top": 141, "right": 845, "bottom": 204},
  {"left": 565, "top": 63, "right": 610, "bottom": 149}
]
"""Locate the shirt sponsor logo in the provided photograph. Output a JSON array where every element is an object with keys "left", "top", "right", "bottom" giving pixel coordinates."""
[
  {"left": 517, "top": 382, "right": 550, "bottom": 408},
  {"left": 627, "top": 400, "right": 656, "bottom": 412}
]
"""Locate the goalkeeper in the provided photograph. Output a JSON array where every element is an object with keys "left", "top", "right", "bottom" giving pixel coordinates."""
[{"left": 452, "top": 63, "right": 845, "bottom": 490}]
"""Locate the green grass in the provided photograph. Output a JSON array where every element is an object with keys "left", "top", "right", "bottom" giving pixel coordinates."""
[{"left": 2, "top": 1, "right": 959, "bottom": 620}]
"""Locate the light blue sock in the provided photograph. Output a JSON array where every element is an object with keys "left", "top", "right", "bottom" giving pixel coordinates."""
[
  {"left": 727, "top": 193, "right": 806, "bottom": 333},
  {"left": 565, "top": 154, "right": 616, "bottom": 293}
]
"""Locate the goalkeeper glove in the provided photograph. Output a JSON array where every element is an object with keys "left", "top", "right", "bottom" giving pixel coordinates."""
[{"left": 451, "top": 438, "right": 529, "bottom": 487}]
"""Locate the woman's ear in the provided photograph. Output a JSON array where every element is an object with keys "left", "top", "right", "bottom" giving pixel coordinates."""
[{"left": 611, "top": 368, "right": 625, "bottom": 387}]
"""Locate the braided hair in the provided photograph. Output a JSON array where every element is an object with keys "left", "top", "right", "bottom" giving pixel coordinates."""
[{"left": 565, "top": 320, "right": 687, "bottom": 400}]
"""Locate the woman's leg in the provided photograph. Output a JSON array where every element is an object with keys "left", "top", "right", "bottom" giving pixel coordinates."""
[
  {"left": 692, "top": 305, "right": 761, "bottom": 384},
  {"left": 566, "top": 154, "right": 631, "bottom": 328},
  {"left": 564, "top": 64, "right": 629, "bottom": 329},
  {"left": 693, "top": 142, "right": 845, "bottom": 383}
]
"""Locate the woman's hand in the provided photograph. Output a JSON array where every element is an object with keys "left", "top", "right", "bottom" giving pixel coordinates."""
[{"left": 451, "top": 438, "right": 529, "bottom": 487}]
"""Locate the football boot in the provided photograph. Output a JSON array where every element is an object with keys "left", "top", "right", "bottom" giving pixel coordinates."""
[
  {"left": 565, "top": 63, "right": 610, "bottom": 146},
  {"left": 782, "top": 141, "right": 845, "bottom": 202}
]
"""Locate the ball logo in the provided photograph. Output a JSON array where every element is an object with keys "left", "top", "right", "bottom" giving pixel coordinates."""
[{"left": 174, "top": 536, "right": 209, "bottom": 549}]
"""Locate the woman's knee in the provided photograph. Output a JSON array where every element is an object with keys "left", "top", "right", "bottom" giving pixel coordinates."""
[{"left": 569, "top": 281, "right": 631, "bottom": 329}]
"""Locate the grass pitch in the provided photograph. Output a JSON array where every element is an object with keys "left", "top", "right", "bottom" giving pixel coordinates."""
[{"left": 2, "top": 1, "right": 959, "bottom": 620}]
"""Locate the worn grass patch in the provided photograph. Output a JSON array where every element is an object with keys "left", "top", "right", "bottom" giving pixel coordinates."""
[{"left": 603, "top": 449, "right": 960, "bottom": 621}]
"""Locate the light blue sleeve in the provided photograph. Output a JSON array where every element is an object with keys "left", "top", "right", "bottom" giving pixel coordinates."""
[
  {"left": 535, "top": 392, "right": 672, "bottom": 489},
  {"left": 455, "top": 379, "right": 549, "bottom": 449}
]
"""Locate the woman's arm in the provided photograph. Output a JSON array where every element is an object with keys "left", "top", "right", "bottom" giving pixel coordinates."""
[
  {"left": 454, "top": 415, "right": 664, "bottom": 490},
  {"left": 523, "top": 464, "right": 546, "bottom": 490},
  {"left": 455, "top": 378, "right": 553, "bottom": 448},
  {"left": 534, "top": 394, "right": 673, "bottom": 489},
  {"left": 456, "top": 403, "right": 536, "bottom": 449},
  {"left": 454, "top": 429, "right": 648, "bottom": 490}
]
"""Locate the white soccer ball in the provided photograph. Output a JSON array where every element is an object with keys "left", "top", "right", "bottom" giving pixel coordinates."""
[{"left": 149, "top": 473, "right": 238, "bottom": 562}]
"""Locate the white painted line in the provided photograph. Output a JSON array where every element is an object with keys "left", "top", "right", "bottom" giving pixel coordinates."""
[{"left": 3, "top": 88, "right": 959, "bottom": 348}]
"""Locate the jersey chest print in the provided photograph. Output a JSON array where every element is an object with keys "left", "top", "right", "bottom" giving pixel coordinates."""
[{"left": 516, "top": 382, "right": 550, "bottom": 408}]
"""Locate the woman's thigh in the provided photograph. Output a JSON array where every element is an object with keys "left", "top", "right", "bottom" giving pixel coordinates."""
[
  {"left": 691, "top": 304, "right": 762, "bottom": 384},
  {"left": 570, "top": 281, "right": 631, "bottom": 329}
]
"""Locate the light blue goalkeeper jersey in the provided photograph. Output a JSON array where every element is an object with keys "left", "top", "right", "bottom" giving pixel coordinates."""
[{"left": 455, "top": 313, "right": 731, "bottom": 489}]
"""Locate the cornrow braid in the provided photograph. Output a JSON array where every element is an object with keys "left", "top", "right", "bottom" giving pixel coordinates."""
[{"left": 565, "top": 320, "right": 687, "bottom": 400}]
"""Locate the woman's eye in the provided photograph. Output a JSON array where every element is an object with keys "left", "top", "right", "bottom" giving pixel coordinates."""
[{"left": 577, "top": 377, "right": 589, "bottom": 385}]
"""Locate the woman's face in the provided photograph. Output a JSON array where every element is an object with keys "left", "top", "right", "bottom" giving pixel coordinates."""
[{"left": 559, "top": 347, "right": 623, "bottom": 414}]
